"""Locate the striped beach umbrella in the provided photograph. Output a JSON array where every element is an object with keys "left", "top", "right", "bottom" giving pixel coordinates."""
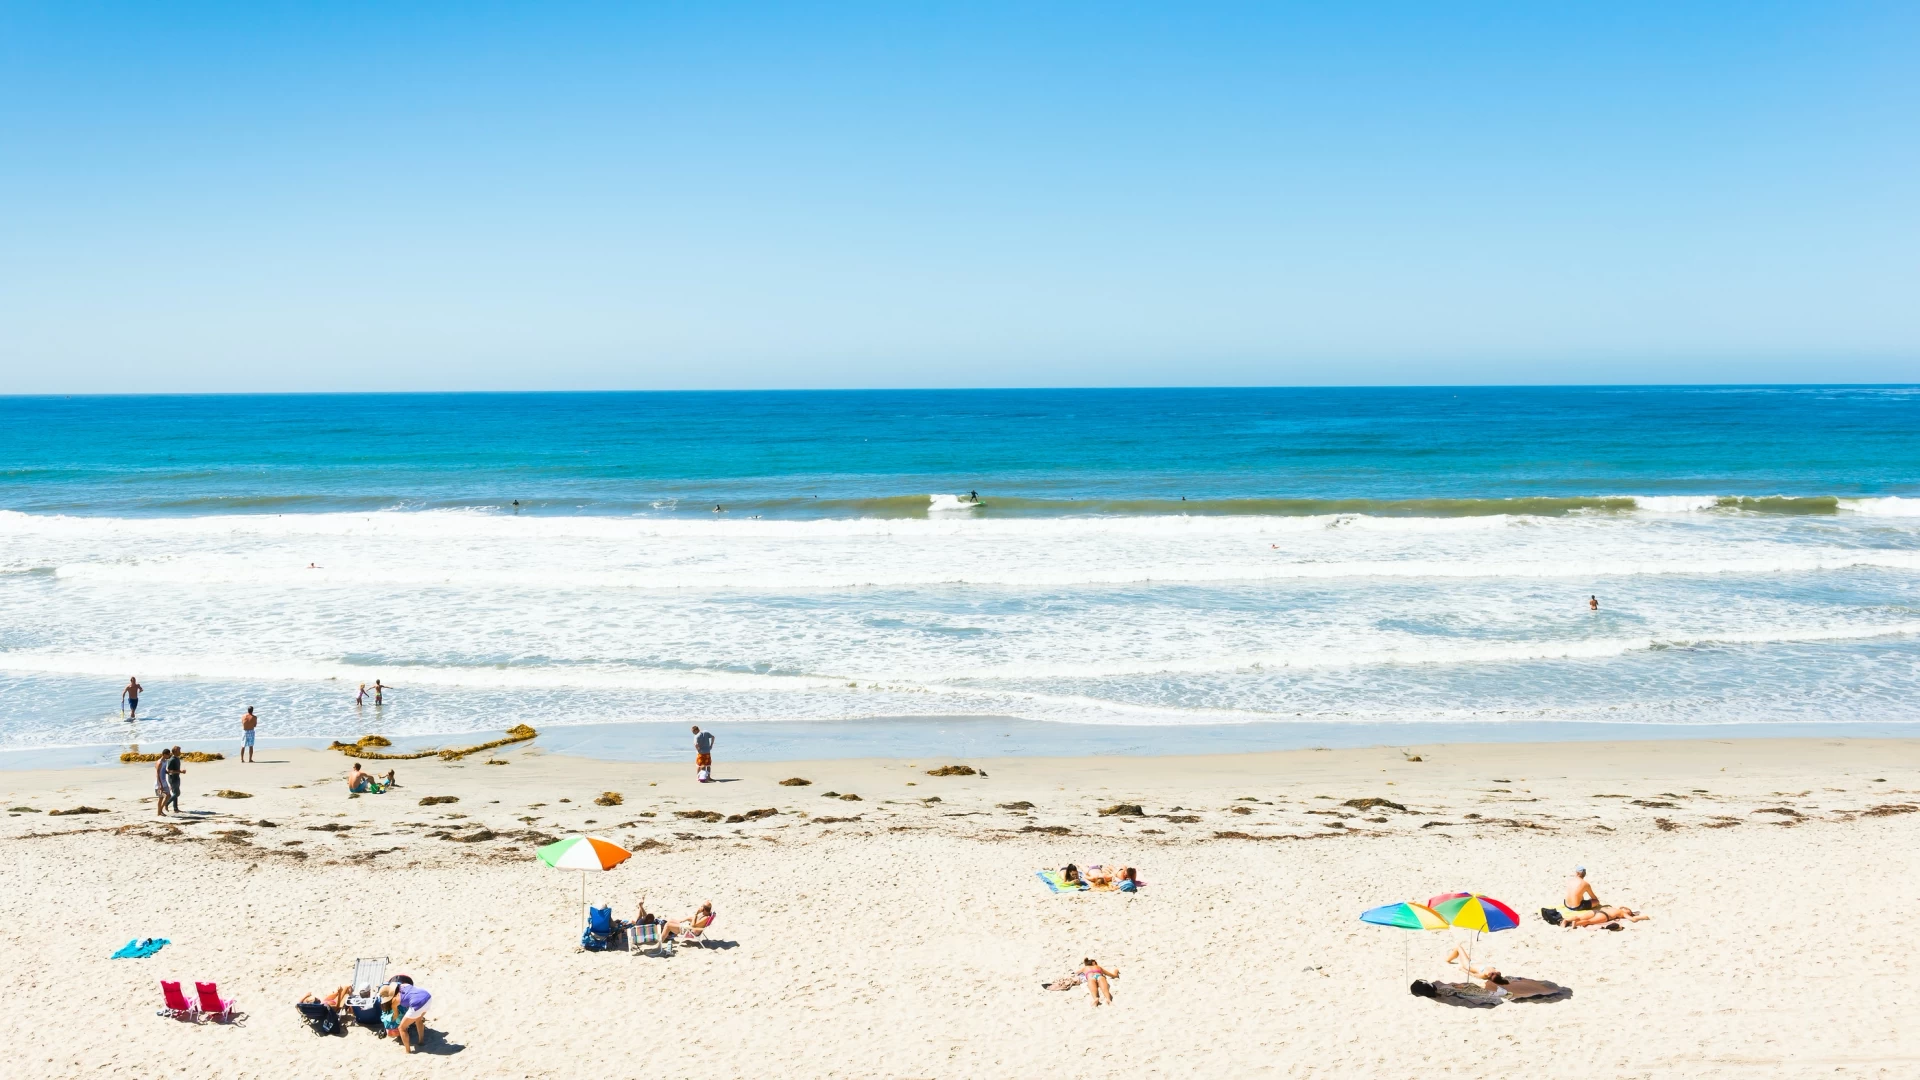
[
  {"left": 538, "top": 835, "right": 632, "bottom": 871},
  {"left": 1359, "top": 901, "right": 1449, "bottom": 930},
  {"left": 1426, "top": 893, "right": 1520, "bottom": 933},
  {"left": 537, "top": 835, "right": 632, "bottom": 925}
]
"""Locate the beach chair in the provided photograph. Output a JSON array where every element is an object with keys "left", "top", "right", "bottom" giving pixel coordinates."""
[
  {"left": 627, "top": 918, "right": 669, "bottom": 957},
  {"left": 346, "top": 957, "right": 387, "bottom": 1009},
  {"left": 582, "top": 904, "right": 617, "bottom": 951},
  {"left": 158, "top": 980, "right": 197, "bottom": 1021},
  {"left": 194, "top": 981, "right": 236, "bottom": 1023},
  {"left": 675, "top": 912, "right": 716, "bottom": 950},
  {"left": 297, "top": 999, "right": 344, "bottom": 1036}
]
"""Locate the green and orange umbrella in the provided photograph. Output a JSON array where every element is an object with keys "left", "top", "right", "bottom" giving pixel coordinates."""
[{"left": 537, "top": 835, "right": 633, "bottom": 925}]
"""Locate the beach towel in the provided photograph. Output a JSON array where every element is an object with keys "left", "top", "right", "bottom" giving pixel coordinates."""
[
  {"left": 112, "top": 937, "right": 170, "bottom": 959},
  {"left": 1036, "top": 870, "right": 1088, "bottom": 894},
  {"left": 1041, "top": 976, "right": 1079, "bottom": 991}
]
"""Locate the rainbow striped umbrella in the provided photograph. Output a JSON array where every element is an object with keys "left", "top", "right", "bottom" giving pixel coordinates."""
[
  {"left": 537, "top": 835, "right": 632, "bottom": 926},
  {"left": 1359, "top": 901, "right": 1449, "bottom": 930},
  {"left": 1427, "top": 892, "right": 1520, "bottom": 932}
]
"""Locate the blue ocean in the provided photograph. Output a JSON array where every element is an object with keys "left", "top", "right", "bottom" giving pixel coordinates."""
[{"left": 3, "top": 386, "right": 1919, "bottom": 758}]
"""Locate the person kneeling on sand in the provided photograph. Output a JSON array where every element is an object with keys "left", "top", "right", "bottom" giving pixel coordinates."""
[
  {"left": 1078, "top": 959, "right": 1118, "bottom": 1006},
  {"left": 1562, "top": 904, "right": 1649, "bottom": 928}
]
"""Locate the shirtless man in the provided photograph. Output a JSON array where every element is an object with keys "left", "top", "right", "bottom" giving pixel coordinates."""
[
  {"left": 122, "top": 676, "right": 143, "bottom": 720},
  {"left": 1565, "top": 866, "right": 1599, "bottom": 910},
  {"left": 1562, "top": 904, "right": 1649, "bottom": 928}
]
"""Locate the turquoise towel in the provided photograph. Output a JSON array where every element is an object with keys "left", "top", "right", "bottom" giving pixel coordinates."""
[{"left": 111, "top": 937, "right": 169, "bottom": 959}]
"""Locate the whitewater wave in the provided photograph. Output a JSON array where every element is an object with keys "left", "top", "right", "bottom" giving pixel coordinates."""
[
  {"left": 8, "top": 621, "right": 1915, "bottom": 689},
  {"left": 4, "top": 493, "right": 1916, "bottom": 529}
]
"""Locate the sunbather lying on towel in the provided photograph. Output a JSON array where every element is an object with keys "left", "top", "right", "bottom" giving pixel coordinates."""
[
  {"left": 1444, "top": 948, "right": 1566, "bottom": 1000},
  {"left": 1086, "top": 865, "right": 1141, "bottom": 892},
  {"left": 1561, "top": 904, "right": 1649, "bottom": 928}
]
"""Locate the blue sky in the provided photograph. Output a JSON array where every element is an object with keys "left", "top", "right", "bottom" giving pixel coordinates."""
[{"left": 1, "top": 2, "right": 1916, "bottom": 391}]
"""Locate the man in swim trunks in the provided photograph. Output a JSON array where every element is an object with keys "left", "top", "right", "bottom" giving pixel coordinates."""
[
  {"left": 692, "top": 725, "right": 715, "bottom": 782},
  {"left": 1565, "top": 866, "right": 1598, "bottom": 910},
  {"left": 240, "top": 706, "right": 257, "bottom": 763},
  {"left": 122, "top": 676, "right": 142, "bottom": 720}
]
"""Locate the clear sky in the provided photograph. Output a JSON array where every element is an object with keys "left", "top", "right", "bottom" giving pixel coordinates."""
[{"left": 1, "top": 2, "right": 1916, "bottom": 392}]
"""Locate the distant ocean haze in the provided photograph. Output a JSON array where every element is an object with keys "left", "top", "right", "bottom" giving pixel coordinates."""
[{"left": 0, "top": 386, "right": 1916, "bottom": 749}]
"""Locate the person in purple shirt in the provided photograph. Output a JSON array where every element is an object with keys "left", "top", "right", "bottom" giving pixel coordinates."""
[{"left": 393, "top": 979, "right": 431, "bottom": 1052}]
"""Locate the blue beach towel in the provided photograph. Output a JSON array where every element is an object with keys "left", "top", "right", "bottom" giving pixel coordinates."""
[{"left": 112, "top": 937, "right": 169, "bottom": 959}]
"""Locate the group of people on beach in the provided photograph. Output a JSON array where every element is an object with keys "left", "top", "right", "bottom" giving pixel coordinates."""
[
  {"left": 301, "top": 975, "right": 432, "bottom": 1053},
  {"left": 1410, "top": 866, "right": 1651, "bottom": 1006}
]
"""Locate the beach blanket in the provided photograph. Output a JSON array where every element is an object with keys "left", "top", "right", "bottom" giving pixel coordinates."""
[
  {"left": 1036, "top": 870, "right": 1088, "bottom": 894},
  {"left": 112, "top": 937, "right": 169, "bottom": 959}
]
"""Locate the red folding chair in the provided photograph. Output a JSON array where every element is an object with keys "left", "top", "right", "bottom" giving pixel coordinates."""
[
  {"left": 158, "top": 980, "right": 196, "bottom": 1021},
  {"left": 194, "top": 981, "right": 235, "bottom": 1023}
]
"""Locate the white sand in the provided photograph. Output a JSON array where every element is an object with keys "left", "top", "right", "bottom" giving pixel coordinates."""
[{"left": 3, "top": 737, "right": 1918, "bottom": 1078}]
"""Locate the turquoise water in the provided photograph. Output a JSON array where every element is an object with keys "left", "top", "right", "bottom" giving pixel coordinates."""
[{"left": 1, "top": 386, "right": 1918, "bottom": 754}]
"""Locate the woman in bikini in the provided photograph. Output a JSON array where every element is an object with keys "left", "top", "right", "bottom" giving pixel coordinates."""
[
  {"left": 1561, "top": 904, "right": 1649, "bottom": 928},
  {"left": 1078, "top": 958, "right": 1118, "bottom": 1006}
]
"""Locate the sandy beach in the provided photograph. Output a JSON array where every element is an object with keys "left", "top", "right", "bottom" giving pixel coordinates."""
[{"left": 0, "top": 736, "right": 1915, "bottom": 1078}]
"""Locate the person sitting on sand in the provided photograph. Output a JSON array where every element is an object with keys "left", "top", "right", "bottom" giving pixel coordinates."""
[
  {"left": 1561, "top": 904, "right": 1649, "bottom": 928},
  {"left": 378, "top": 769, "right": 397, "bottom": 788},
  {"left": 665, "top": 901, "right": 714, "bottom": 940},
  {"left": 1078, "top": 958, "right": 1118, "bottom": 1007},
  {"left": 348, "top": 763, "right": 370, "bottom": 792},
  {"left": 1565, "top": 866, "right": 1599, "bottom": 910},
  {"left": 1445, "top": 947, "right": 1565, "bottom": 1000}
]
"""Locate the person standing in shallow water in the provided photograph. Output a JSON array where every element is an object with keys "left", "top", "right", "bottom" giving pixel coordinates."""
[
  {"left": 692, "top": 725, "right": 715, "bottom": 782},
  {"left": 1589, "top": 595, "right": 1599, "bottom": 610},
  {"left": 122, "top": 676, "right": 142, "bottom": 720}
]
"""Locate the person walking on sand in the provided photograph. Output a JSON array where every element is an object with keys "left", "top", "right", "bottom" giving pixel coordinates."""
[
  {"left": 240, "top": 705, "right": 257, "bottom": 763},
  {"left": 122, "top": 676, "right": 142, "bottom": 720},
  {"left": 153, "top": 748, "right": 171, "bottom": 816},
  {"left": 1565, "top": 866, "right": 1599, "bottom": 910},
  {"left": 692, "top": 725, "right": 715, "bottom": 782},
  {"left": 163, "top": 745, "right": 184, "bottom": 813}
]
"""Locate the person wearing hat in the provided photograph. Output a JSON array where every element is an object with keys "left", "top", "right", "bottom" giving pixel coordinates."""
[{"left": 1565, "top": 866, "right": 1599, "bottom": 911}]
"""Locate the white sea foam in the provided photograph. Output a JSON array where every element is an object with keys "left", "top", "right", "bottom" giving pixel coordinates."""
[{"left": 3, "top": 504, "right": 1919, "bottom": 744}]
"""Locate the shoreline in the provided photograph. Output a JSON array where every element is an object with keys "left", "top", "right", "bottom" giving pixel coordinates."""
[{"left": 10, "top": 716, "right": 1920, "bottom": 772}]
